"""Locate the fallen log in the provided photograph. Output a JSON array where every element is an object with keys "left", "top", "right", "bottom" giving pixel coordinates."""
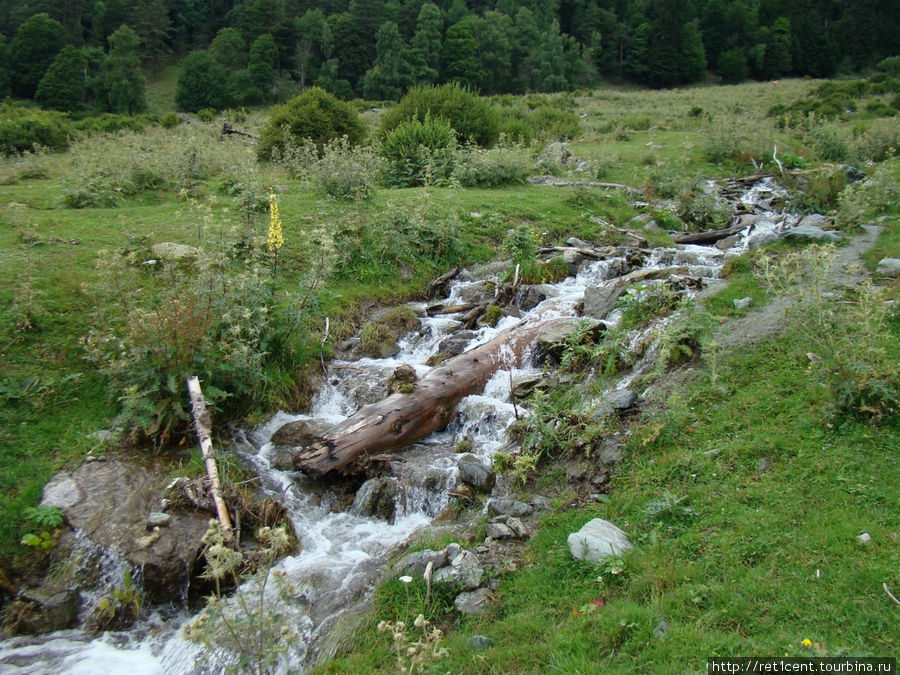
[
  {"left": 221, "top": 122, "right": 258, "bottom": 140},
  {"left": 426, "top": 303, "right": 479, "bottom": 316},
  {"left": 428, "top": 267, "right": 460, "bottom": 298},
  {"left": 294, "top": 317, "right": 578, "bottom": 477},
  {"left": 673, "top": 223, "right": 746, "bottom": 245},
  {"left": 187, "top": 376, "right": 234, "bottom": 542}
]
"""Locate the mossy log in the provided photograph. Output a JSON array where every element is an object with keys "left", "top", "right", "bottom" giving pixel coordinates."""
[{"left": 293, "top": 317, "right": 576, "bottom": 477}]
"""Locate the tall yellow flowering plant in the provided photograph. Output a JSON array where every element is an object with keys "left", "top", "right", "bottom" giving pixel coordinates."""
[{"left": 267, "top": 193, "right": 284, "bottom": 272}]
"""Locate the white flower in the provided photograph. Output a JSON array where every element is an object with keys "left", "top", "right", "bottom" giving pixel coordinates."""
[{"left": 399, "top": 575, "right": 413, "bottom": 584}]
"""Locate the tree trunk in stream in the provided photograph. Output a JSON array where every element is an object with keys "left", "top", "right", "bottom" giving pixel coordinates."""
[{"left": 293, "top": 317, "right": 577, "bottom": 477}]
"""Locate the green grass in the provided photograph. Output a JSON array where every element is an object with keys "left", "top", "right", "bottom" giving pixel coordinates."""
[{"left": 315, "top": 329, "right": 900, "bottom": 673}]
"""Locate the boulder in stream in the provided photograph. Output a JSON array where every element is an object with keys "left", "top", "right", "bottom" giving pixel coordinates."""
[{"left": 41, "top": 459, "right": 210, "bottom": 603}]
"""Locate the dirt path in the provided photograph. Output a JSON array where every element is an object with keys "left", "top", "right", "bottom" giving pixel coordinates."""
[{"left": 713, "top": 224, "right": 882, "bottom": 350}]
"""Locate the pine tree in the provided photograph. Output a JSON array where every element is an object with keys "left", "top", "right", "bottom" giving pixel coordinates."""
[
  {"left": 408, "top": 2, "right": 442, "bottom": 85},
  {"left": 361, "top": 21, "right": 409, "bottom": 100},
  {"left": 248, "top": 33, "right": 278, "bottom": 102},
  {"left": 762, "top": 17, "right": 792, "bottom": 79},
  {"left": 472, "top": 11, "right": 514, "bottom": 94},
  {"left": 35, "top": 45, "right": 86, "bottom": 111},
  {"left": 440, "top": 19, "right": 483, "bottom": 90},
  {"left": 130, "top": 0, "right": 172, "bottom": 73},
  {"left": 103, "top": 25, "right": 147, "bottom": 114},
  {"left": 531, "top": 21, "right": 568, "bottom": 92},
  {"left": 7, "top": 13, "right": 66, "bottom": 98},
  {"left": 679, "top": 20, "right": 707, "bottom": 83}
]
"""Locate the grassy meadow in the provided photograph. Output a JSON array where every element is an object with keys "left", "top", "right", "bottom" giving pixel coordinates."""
[{"left": 1, "top": 76, "right": 899, "bottom": 667}]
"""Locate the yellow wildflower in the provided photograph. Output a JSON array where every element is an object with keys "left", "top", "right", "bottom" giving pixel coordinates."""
[
  {"left": 802, "top": 638, "right": 812, "bottom": 647},
  {"left": 267, "top": 193, "right": 284, "bottom": 253}
]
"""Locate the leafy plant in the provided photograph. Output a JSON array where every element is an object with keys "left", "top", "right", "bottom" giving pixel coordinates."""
[
  {"left": 92, "top": 567, "right": 142, "bottom": 631},
  {"left": 22, "top": 505, "right": 64, "bottom": 528}
]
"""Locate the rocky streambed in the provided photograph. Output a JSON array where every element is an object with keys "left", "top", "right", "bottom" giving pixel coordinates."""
[{"left": 0, "top": 173, "right": 868, "bottom": 673}]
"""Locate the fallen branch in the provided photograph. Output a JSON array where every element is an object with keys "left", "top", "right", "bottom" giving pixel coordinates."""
[
  {"left": 294, "top": 317, "right": 578, "bottom": 476},
  {"left": 673, "top": 223, "right": 747, "bottom": 245},
  {"left": 885, "top": 582, "right": 900, "bottom": 607},
  {"left": 221, "top": 122, "right": 258, "bottom": 140},
  {"left": 187, "top": 376, "right": 234, "bottom": 542}
]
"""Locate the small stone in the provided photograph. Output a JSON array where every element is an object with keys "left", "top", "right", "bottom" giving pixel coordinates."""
[
  {"left": 856, "top": 532, "right": 871, "bottom": 543},
  {"left": 605, "top": 389, "right": 637, "bottom": 411},
  {"left": 455, "top": 587, "right": 491, "bottom": 614},
  {"left": 87, "top": 429, "right": 117, "bottom": 443},
  {"left": 757, "top": 458, "right": 770, "bottom": 473},
  {"left": 733, "top": 297, "right": 753, "bottom": 310},
  {"left": 485, "top": 522, "right": 515, "bottom": 540},
  {"left": 654, "top": 620, "right": 669, "bottom": 639},
  {"left": 511, "top": 373, "right": 545, "bottom": 399},
  {"left": 488, "top": 498, "right": 533, "bottom": 518},
  {"left": 505, "top": 517, "right": 529, "bottom": 538},
  {"left": 135, "top": 532, "right": 160, "bottom": 550},
  {"left": 41, "top": 474, "right": 82, "bottom": 510},
  {"left": 876, "top": 258, "right": 900, "bottom": 278},
  {"left": 467, "top": 635, "right": 494, "bottom": 651},
  {"left": 147, "top": 512, "right": 171, "bottom": 528},
  {"left": 433, "top": 550, "right": 483, "bottom": 589},
  {"left": 530, "top": 495, "right": 552, "bottom": 511}
]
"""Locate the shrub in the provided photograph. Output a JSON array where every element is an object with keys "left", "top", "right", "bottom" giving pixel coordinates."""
[
  {"left": 380, "top": 82, "right": 500, "bottom": 148},
  {"left": 257, "top": 87, "right": 366, "bottom": 160},
  {"left": 876, "top": 55, "right": 900, "bottom": 77},
  {"left": 381, "top": 114, "right": 457, "bottom": 187},
  {"left": 196, "top": 108, "right": 216, "bottom": 123},
  {"left": 160, "top": 112, "right": 181, "bottom": 129},
  {"left": 530, "top": 106, "right": 581, "bottom": 140},
  {"left": 311, "top": 137, "right": 383, "bottom": 199},
  {"left": 450, "top": 146, "right": 529, "bottom": 188},
  {"left": 0, "top": 106, "right": 72, "bottom": 154},
  {"left": 72, "top": 114, "right": 147, "bottom": 135}
]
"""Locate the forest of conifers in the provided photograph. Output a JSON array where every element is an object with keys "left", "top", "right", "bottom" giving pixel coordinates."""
[{"left": 1, "top": 0, "right": 899, "bottom": 111}]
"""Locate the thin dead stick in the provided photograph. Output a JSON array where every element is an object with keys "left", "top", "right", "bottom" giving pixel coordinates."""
[
  {"left": 885, "top": 583, "right": 900, "bottom": 607},
  {"left": 187, "top": 376, "right": 234, "bottom": 542},
  {"left": 424, "top": 560, "right": 434, "bottom": 608},
  {"left": 320, "top": 316, "right": 330, "bottom": 373}
]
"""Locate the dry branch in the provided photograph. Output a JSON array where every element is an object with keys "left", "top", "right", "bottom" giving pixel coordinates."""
[{"left": 187, "top": 376, "right": 234, "bottom": 541}]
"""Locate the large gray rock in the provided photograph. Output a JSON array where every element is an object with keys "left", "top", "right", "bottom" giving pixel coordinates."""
[
  {"left": 567, "top": 518, "right": 634, "bottom": 563},
  {"left": 605, "top": 389, "right": 637, "bottom": 411},
  {"left": 438, "top": 330, "right": 476, "bottom": 356},
  {"left": 454, "top": 587, "right": 491, "bottom": 615},
  {"left": 515, "top": 285, "right": 548, "bottom": 312},
  {"left": 782, "top": 225, "right": 841, "bottom": 243},
  {"left": 41, "top": 460, "right": 209, "bottom": 603},
  {"left": 797, "top": 214, "right": 830, "bottom": 229},
  {"left": 747, "top": 221, "right": 781, "bottom": 249},
  {"left": 433, "top": 550, "right": 483, "bottom": 589},
  {"left": 8, "top": 588, "right": 81, "bottom": 634},
  {"left": 583, "top": 285, "right": 623, "bottom": 320},
  {"left": 457, "top": 454, "right": 495, "bottom": 491},
  {"left": 536, "top": 142, "right": 574, "bottom": 167},
  {"left": 876, "top": 258, "right": 900, "bottom": 278},
  {"left": 270, "top": 419, "right": 332, "bottom": 447},
  {"left": 511, "top": 372, "right": 545, "bottom": 399}
]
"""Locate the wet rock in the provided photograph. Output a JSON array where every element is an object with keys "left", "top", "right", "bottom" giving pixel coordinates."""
[
  {"left": 562, "top": 248, "right": 585, "bottom": 274},
  {"left": 747, "top": 221, "right": 781, "bottom": 249},
  {"left": 386, "top": 364, "right": 417, "bottom": 395},
  {"left": 568, "top": 519, "right": 634, "bottom": 563},
  {"left": 733, "top": 297, "right": 753, "bottom": 310},
  {"left": 782, "top": 225, "right": 841, "bottom": 243},
  {"left": 583, "top": 285, "right": 623, "bottom": 320},
  {"left": 438, "top": 330, "right": 476, "bottom": 356},
  {"left": 7, "top": 588, "right": 81, "bottom": 634},
  {"left": 455, "top": 587, "right": 491, "bottom": 615},
  {"left": 487, "top": 498, "right": 533, "bottom": 518},
  {"left": 147, "top": 512, "right": 171, "bottom": 528},
  {"left": 467, "top": 635, "right": 495, "bottom": 651},
  {"left": 433, "top": 550, "right": 483, "bottom": 589},
  {"left": 515, "top": 285, "right": 548, "bottom": 312},
  {"left": 716, "top": 234, "right": 741, "bottom": 250},
  {"left": 350, "top": 477, "right": 399, "bottom": 521},
  {"left": 457, "top": 454, "right": 495, "bottom": 491},
  {"left": 511, "top": 373, "right": 544, "bottom": 399},
  {"left": 425, "top": 352, "right": 453, "bottom": 367},
  {"left": 270, "top": 419, "right": 332, "bottom": 447},
  {"left": 41, "top": 460, "right": 210, "bottom": 604},
  {"left": 265, "top": 444, "right": 297, "bottom": 471},
  {"left": 876, "top": 258, "right": 900, "bottom": 278},
  {"left": 534, "top": 319, "right": 603, "bottom": 366}
]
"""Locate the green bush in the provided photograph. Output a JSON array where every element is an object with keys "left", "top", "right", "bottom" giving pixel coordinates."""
[
  {"left": 531, "top": 105, "right": 581, "bottom": 140},
  {"left": 72, "top": 114, "right": 147, "bottom": 135},
  {"left": 379, "top": 83, "right": 500, "bottom": 148},
  {"left": 381, "top": 114, "right": 457, "bottom": 187},
  {"left": 196, "top": 108, "right": 216, "bottom": 123},
  {"left": 0, "top": 105, "right": 72, "bottom": 154},
  {"left": 160, "top": 112, "right": 181, "bottom": 129},
  {"left": 876, "top": 55, "right": 900, "bottom": 77},
  {"left": 864, "top": 100, "right": 896, "bottom": 118},
  {"left": 257, "top": 87, "right": 366, "bottom": 160},
  {"left": 311, "top": 138, "right": 382, "bottom": 199}
]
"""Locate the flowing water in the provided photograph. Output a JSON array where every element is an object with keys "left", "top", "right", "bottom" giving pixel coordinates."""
[{"left": 0, "top": 177, "right": 795, "bottom": 673}]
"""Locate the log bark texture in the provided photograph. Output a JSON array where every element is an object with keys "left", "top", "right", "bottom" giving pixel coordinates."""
[
  {"left": 294, "top": 317, "right": 577, "bottom": 477},
  {"left": 187, "top": 376, "right": 234, "bottom": 540},
  {"left": 673, "top": 223, "right": 746, "bottom": 245}
]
